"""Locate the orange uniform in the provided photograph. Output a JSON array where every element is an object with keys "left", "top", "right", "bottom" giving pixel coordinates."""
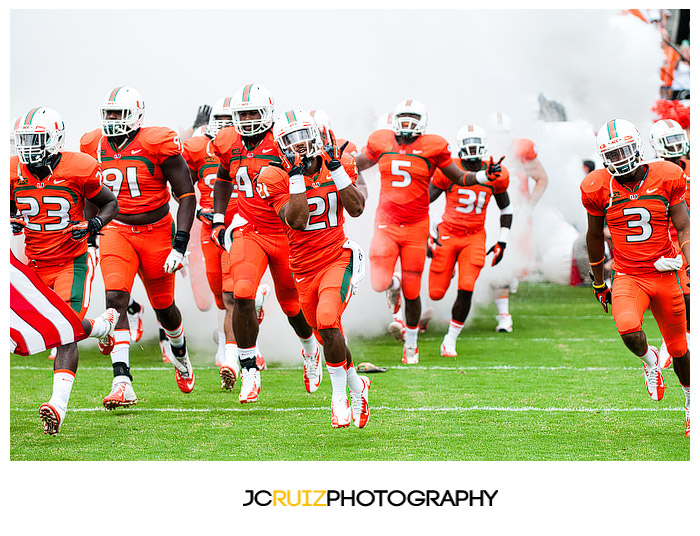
[
  {"left": 669, "top": 158, "right": 690, "bottom": 292},
  {"left": 212, "top": 127, "right": 300, "bottom": 315},
  {"left": 80, "top": 126, "right": 183, "bottom": 309},
  {"left": 183, "top": 134, "right": 238, "bottom": 306},
  {"left": 581, "top": 160, "right": 688, "bottom": 357},
  {"left": 429, "top": 159, "right": 510, "bottom": 298},
  {"left": 10, "top": 152, "right": 104, "bottom": 318},
  {"left": 258, "top": 154, "right": 358, "bottom": 330},
  {"left": 512, "top": 138, "right": 538, "bottom": 199}
]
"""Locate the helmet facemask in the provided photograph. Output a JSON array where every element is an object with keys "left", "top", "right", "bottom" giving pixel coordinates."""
[
  {"left": 655, "top": 132, "right": 689, "bottom": 158},
  {"left": 233, "top": 107, "right": 273, "bottom": 136},
  {"left": 15, "top": 128, "right": 64, "bottom": 167},
  {"left": 601, "top": 142, "right": 641, "bottom": 176},
  {"left": 100, "top": 106, "right": 143, "bottom": 137},
  {"left": 458, "top": 135, "right": 488, "bottom": 161},
  {"left": 393, "top": 113, "right": 425, "bottom": 138},
  {"left": 277, "top": 125, "right": 323, "bottom": 160}
]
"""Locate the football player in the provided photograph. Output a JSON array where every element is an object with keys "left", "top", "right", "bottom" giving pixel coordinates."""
[
  {"left": 485, "top": 112, "right": 549, "bottom": 333},
  {"left": 428, "top": 124, "right": 513, "bottom": 357},
  {"left": 354, "top": 99, "right": 505, "bottom": 363},
  {"left": 81, "top": 86, "right": 197, "bottom": 408},
  {"left": 649, "top": 118, "right": 690, "bottom": 368},
  {"left": 211, "top": 84, "right": 321, "bottom": 403},
  {"left": 582, "top": 118, "right": 690, "bottom": 437},
  {"left": 258, "top": 109, "right": 370, "bottom": 428},
  {"left": 11, "top": 106, "right": 119, "bottom": 434}
]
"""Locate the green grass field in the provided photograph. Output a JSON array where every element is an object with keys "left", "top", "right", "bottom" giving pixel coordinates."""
[{"left": 9, "top": 283, "right": 690, "bottom": 461}]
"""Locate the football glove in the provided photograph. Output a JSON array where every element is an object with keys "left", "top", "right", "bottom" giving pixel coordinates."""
[
  {"left": 487, "top": 241, "right": 507, "bottom": 266},
  {"left": 686, "top": 265, "right": 690, "bottom": 288},
  {"left": 589, "top": 273, "right": 612, "bottom": 313},
  {"left": 486, "top": 156, "right": 505, "bottom": 180},
  {"left": 211, "top": 222, "right": 227, "bottom": 250},
  {"left": 320, "top": 129, "right": 349, "bottom": 172},
  {"left": 164, "top": 230, "right": 190, "bottom": 273},
  {"left": 62, "top": 216, "right": 104, "bottom": 242},
  {"left": 10, "top": 217, "right": 26, "bottom": 235},
  {"left": 275, "top": 141, "right": 307, "bottom": 178},
  {"left": 196, "top": 207, "right": 215, "bottom": 225},
  {"left": 192, "top": 104, "right": 212, "bottom": 130}
]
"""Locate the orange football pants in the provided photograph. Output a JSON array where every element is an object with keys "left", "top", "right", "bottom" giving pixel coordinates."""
[
  {"left": 612, "top": 271, "right": 688, "bottom": 357},
  {"left": 227, "top": 224, "right": 300, "bottom": 317},
  {"left": 100, "top": 214, "right": 177, "bottom": 310},
  {"left": 369, "top": 218, "right": 429, "bottom": 300},
  {"left": 293, "top": 249, "right": 353, "bottom": 331},
  {"left": 30, "top": 251, "right": 96, "bottom": 320},
  {"left": 429, "top": 225, "right": 486, "bottom": 300}
]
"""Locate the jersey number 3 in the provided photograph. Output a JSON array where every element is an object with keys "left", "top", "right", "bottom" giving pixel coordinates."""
[{"left": 622, "top": 207, "right": 652, "bottom": 242}]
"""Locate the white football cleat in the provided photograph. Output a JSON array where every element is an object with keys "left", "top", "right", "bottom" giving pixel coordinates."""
[
  {"left": 239, "top": 368, "right": 261, "bottom": 403},
  {"left": 127, "top": 304, "right": 143, "bottom": 342},
  {"left": 48, "top": 347, "right": 57, "bottom": 360},
  {"left": 103, "top": 376, "right": 137, "bottom": 409},
  {"left": 39, "top": 402, "right": 64, "bottom": 436},
  {"left": 219, "top": 365, "right": 238, "bottom": 391},
  {"left": 331, "top": 395, "right": 351, "bottom": 428},
  {"left": 255, "top": 283, "right": 271, "bottom": 325},
  {"left": 495, "top": 313, "right": 513, "bottom": 333},
  {"left": 96, "top": 308, "right": 120, "bottom": 355},
  {"left": 685, "top": 406, "right": 690, "bottom": 437},
  {"left": 402, "top": 343, "right": 419, "bottom": 364},
  {"left": 388, "top": 318, "right": 406, "bottom": 342},
  {"left": 302, "top": 346, "right": 323, "bottom": 393},
  {"left": 256, "top": 348, "right": 267, "bottom": 371},
  {"left": 349, "top": 376, "right": 371, "bottom": 428},
  {"left": 440, "top": 336, "right": 458, "bottom": 358},
  {"left": 658, "top": 341, "right": 672, "bottom": 370},
  {"left": 386, "top": 272, "right": 402, "bottom": 314},
  {"left": 172, "top": 347, "right": 195, "bottom": 393},
  {"left": 642, "top": 346, "right": 665, "bottom": 401}
]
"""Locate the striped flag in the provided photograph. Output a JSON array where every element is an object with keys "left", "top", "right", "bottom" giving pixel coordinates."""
[{"left": 10, "top": 250, "right": 86, "bottom": 356}]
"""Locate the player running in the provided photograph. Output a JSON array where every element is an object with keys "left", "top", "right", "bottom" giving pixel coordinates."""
[
  {"left": 428, "top": 124, "right": 513, "bottom": 357},
  {"left": 258, "top": 109, "right": 370, "bottom": 428},
  {"left": 211, "top": 84, "right": 321, "bottom": 403},
  {"left": 81, "top": 86, "right": 197, "bottom": 408},
  {"left": 354, "top": 99, "right": 505, "bottom": 363},
  {"left": 581, "top": 118, "right": 690, "bottom": 437}
]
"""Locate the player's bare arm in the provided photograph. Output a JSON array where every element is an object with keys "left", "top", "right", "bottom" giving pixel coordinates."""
[
  {"left": 87, "top": 185, "right": 119, "bottom": 226},
  {"left": 524, "top": 158, "right": 549, "bottom": 206},
  {"left": 338, "top": 182, "right": 365, "bottom": 218},
  {"left": 441, "top": 158, "right": 506, "bottom": 187},
  {"left": 669, "top": 200, "right": 690, "bottom": 264},
  {"left": 354, "top": 152, "right": 376, "bottom": 171},
  {"left": 585, "top": 213, "right": 607, "bottom": 285},
  {"left": 428, "top": 182, "right": 444, "bottom": 203},
  {"left": 212, "top": 164, "right": 235, "bottom": 215},
  {"left": 277, "top": 192, "right": 308, "bottom": 230},
  {"left": 163, "top": 153, "right": 196, "bottom": 234},
  {"left": 355, "top": 171, "right": 368, "bottom": 200}
]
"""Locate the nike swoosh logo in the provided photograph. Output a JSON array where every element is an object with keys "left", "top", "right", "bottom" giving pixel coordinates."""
[
  {"left": 412, "top": 150, "right": 423, "bottom": 154},
  {"left": 262, "top": 148, "right": 274, "bottom": 153},
  {"left": 646, "top": 188, "right": 658, "bottom": 193},
  {"left": 378, "top": 224, "right": 388, "bottom": 229},
  {"left": 440, "top": 236, "right": 450, "bottom": 240},
  {"left": 131, "top": 149, "right": 142, "bottom": 155},
  {"left": 54, "top": 179, "right": 66, "bottom": 184},
  {"left": 295, "top": 277, "right": 305, "bottom": 283}
]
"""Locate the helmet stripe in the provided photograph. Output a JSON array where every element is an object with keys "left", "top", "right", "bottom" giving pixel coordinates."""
[
  {"left": 606, "top": 120, "right": 618, "bottom": 139},
  {"left": 224, "top": 97, "right": 232, "bottom": 107},
  {"left": 242, "top": 84, "right": 253, "bottom": 103},
  {"left": 24, "top": 108, "right": 41, "bottom": 125},
  {"left": 109, "top": 87, "right": 123, "bottom": 101},
  {"left": 406, "top": 99, "right": 412, "bottom": 106},
  {"left": 285, "top": 110, "right": 297, "bottom": 123}
]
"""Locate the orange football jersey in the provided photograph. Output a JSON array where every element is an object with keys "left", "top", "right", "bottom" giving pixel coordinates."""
[
  {"left": 432, "top": 158, "right": 510, "bottom": 234},
  {"left": 11, "top": 152, "right": 104, "bottom": 262},
  {"left": 80, "top": 126, "right": 182, "bottom": 216},
  {"left": 212, "top": 127, "right": 285, "bottom": 234},
  {"left": 364, "top": 130, "right": 453, "bottom": 224},
  {"left": 258, "top": 154, "right": 358, "bottom": 275},
  {"left": 581, "top": 160, "right": 686, "bottom": 275},
  {"left": 183, "top": 134, "right": 237, "bottom": 221}
]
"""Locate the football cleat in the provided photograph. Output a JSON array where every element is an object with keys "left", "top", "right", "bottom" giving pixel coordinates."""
[
  {"left": 418, "top": 306, "right": 434, "bottom": 333},
  {"left": 388, "top": 318, "right": 406, "bottom": 342},
  {"left": 256, "top": 348, "right": 267, "bottom": 371},
  {"left": 172, "top": 347, "right": 195, "bottom": 393},
  {"left": 302, "top": 346, "right": 323, "bottom": 393},
  {"left": 255, "top": 283, "right": 271, "bottom": 325},
  {"left": 39, "top": 402, "right": 64, "bottom": 436},
  {"left": 219, "top": 365, "right": 238, "bottom": 391},
  {"left": 48, "top": 347, "right": 57, "bottom": 360},
  {"left": 96, "top": 308, "right": 119, "bottom": 356},
  {"left": 402, "top": 343, "right": 419, "bottom": 364},
  {"left": 103, "top": 376, "right": 137, "bottom": 409},
  {"left": 685, "top": 406, "right": 690, "bottom": 437},
  {"left": 127, "top": 303, "right": 144, "bottom": 342},
  {"left": 159, "top": 333, "right": 172, "bottom": 364},
  {"left": 642, "top": 346, "right": 664, "bottom": 401},
  {"left": 495, "top": 313, "right": 513, "bottom": 333},
  {"left": 386, "top": 272, "right": 402, "bottom": 314},
  {"left": 239, "top": 367, "right": 261, "bottom": 403},
  {"left": 440, "top": 336, "right": 458, "bottom": 358},
  {"left": 331, "top": 395, "right": 352, "bottom": 428},
  {"left": 658, "top": 341, "right": 672, "bottom": 370},
  {"left": 349, "top": 376, "right": 371, "bottom": 428}
]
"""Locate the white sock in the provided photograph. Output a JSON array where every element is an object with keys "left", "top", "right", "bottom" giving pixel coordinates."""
[
  {"left": 640, "top": 344, "right": 656, "bottom": 368},
  {"left": 326, "top": 362, "right": 347, "bottom": 396},
  {"left": 111, "top": 329, "right": 131, "bottom": 366},
  {"left": 405, "top": 325, "right": 419, "bottom": 347},
  {"left": 681, "top": 385, "right": 690, "bottom": 408},
  {"left": 87, "top": 316, "right": 109, "bottom": 338},
  {"left": 687, "top": 331, "right": 691, "bottom": 345},
  {"left": 495, "top": 297, "right": 509, "bottom": 316},
  {"left": 388, "top": 274, "right": 401, "bottom": 291},
  {"left": 346, "top": 365, "right": 363, "bottom": 392},
  {"left": 445, "top": 319, "right": 464, "bottom": 344},
  {"left": 163, "top": 321, "right": 185, "bottom": 349},
  {"left": 217, "top": 331, "right": 226, "bottom": 354},
  {"left": 224, "top": 342, "right": 238, "bottom": 368},
  {"left": 299, "top": 334, "right": 319, "bottom": 357},
  {"left": 239, "top": 346, "right": 257, "bottom": 370},
  {"left": 49, "top": 369, "right": 75, "bottom": 413}
]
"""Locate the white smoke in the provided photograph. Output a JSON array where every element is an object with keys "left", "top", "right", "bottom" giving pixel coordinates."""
[{"left": 10, "top": 10, "right": 667, "bottom": 361}]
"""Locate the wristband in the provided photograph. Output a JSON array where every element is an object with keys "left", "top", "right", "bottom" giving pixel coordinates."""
[
  {"left": 173, "top": 230, "right": 190, "bottom": 254},
  {"left": 680, "top": 240, "right": 690, "bottom": 249},
  {"left": 499, "top": 205, "right": 513, "bottom": 216},
  {"left": 475, "top": 170, "right": 488, "bottom": 184},
  {"left": 213, "top": 213, "right": 225, "bottom": 225},
  {"left": 289, "top": 174, "right": 306, "bottom": 195},
  {"left": 589, "top": 257, "right": 605, "bottom": 267},
  {"left": 330, "top": 166, "right": 352, "bottom": 190},
  {"left": 592, "top": 281, "right": 607, "bottom": 289},
  {"left": 498, "top": 227, "right": 510, "bottom": 243}
]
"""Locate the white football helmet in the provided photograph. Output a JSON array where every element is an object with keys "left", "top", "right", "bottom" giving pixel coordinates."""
[
  {"left": 456, "top": 124, "right": 488, "bottom": 160},
  {"left": 206, "top": 96, "right": 235, "bottom": 138},
  {"left": 596, "top": 119, "right": 643, "bottom": 176},
  {"left": 309, "top": 109, "right": 332, "bottom": 140},
  {"left": 486, "top": 111, "right": 512, "bottom": 133},
  {"left": 14, "top": 107, "right": 66, "bottom": 166},
  {"left": 231, "top": 83, "right": 275, "bottom": 136},
  {"left": 10, "top": 116, "right": 21, "bottom": 156},
  {"left": 99, "top": 86, "right": 145, "bottom": 137},
  {"left": 392, "top": 99, "right": 427, "bottom": 138},
  {"left": 649, "top": 119, "right": 689, "bottom": 158},
  {"left": 376, "top": 112, "right": 393, "bottom": 130},
  {"left": 273, "top": 110, "right": 323, "bottom": 159}
]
